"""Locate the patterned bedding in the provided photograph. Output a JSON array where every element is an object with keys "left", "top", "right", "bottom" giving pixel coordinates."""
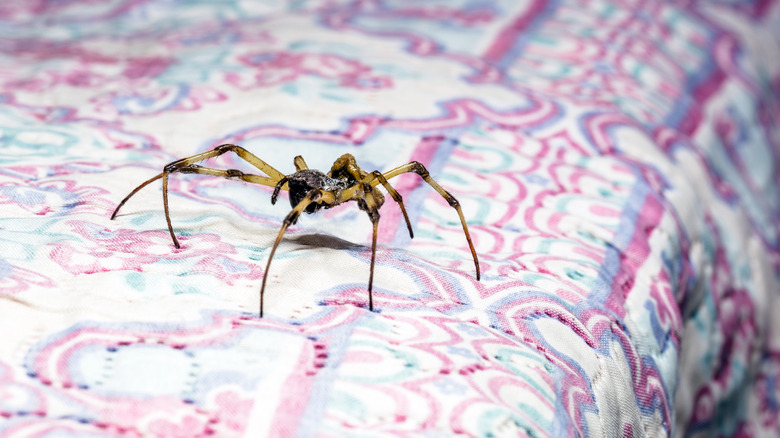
[{"left": 1, "top": 1, "right": 779, "bottom": 436}]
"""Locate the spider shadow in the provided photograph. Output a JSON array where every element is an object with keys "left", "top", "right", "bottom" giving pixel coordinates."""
[{"left": 285, "top": 233, "right": 363, "bottom": 251}]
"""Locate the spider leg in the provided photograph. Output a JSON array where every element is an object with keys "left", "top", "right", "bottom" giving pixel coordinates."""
[
  {"left": 329, "top": 154, "right": 413, "bottom": 238},
  {"left": 369, "top": 212, "right": 379, "bottom": 312},
  {"left": 161, "top": 171, "right": 177, "bottom": 247},
  {"left": 293, "top": 156, "right": 308, "bottom": 171},
  {"left": 111, "top": 144, "right": 287, "bottom": 248},
  {"left": 260, "top": 189, "right": 336, "bottom": 318},
  {"left": 354, "top": 182, "right": 382, "bottom": 312},
  {"left": 358, "top": 162, "right": 481, "bottom": 280},
  {"left": 164, "top": 165, "right": 282, "bottom": 248},
  {"left": 363, "top": 171, "right": 413, "bottom": 239},
  {"left": 271, "top": 176, "right": 289, "bottom": 205},
  {"left": 111, "top": 172, "right": 164, "bottom": 220},
  {"left": 112, "top": 144, "right": 286, "bottom": 218}
]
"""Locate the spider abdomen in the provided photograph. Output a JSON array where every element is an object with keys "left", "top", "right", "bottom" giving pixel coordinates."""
[{"left": 287, "top": 169, "right": 348, "bottom": 213}]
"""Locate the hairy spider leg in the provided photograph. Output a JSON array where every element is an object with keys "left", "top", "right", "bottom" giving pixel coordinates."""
[
  {"left": 111, "top": 144, "right": 287, "bottom": 248},
  {"left": 260, "top": 189, "right": 337, "bottom": 317},
  {"left": 342, "top": 161, "right": 481, "bottom": 280}
]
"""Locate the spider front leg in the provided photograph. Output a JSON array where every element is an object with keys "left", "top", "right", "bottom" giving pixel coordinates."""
[{"left": 260, "top": 189, "right": 336, "bottom": 318}]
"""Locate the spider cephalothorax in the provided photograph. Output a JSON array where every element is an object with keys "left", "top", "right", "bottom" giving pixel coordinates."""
[
  {"left": 111, "top": 144, "right": 480, "bottom": 317},
  {"left": 273, "top": 169, "right": 349, "bottom": 214}
]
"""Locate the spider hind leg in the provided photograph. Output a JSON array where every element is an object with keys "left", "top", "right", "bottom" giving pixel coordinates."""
[{"left": 111, "top": 144, "right": 286, "bottom": 249}]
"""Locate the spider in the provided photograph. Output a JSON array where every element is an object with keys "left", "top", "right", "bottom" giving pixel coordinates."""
[{"left": 111, "top": 143, "right": 480, "bottom": 317}]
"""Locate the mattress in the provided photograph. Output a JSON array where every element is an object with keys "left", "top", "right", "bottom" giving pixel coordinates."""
[{"left": 1, "top": 1, "right": 779, "bottom": 436}]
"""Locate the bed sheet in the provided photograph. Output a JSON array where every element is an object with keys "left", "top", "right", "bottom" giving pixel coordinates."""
[{"left": 1, "top": 1, "right": 779, "bottom": 437}]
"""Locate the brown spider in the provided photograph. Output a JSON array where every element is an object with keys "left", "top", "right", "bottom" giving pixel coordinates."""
[{"left": 111, "top": 144, "right": 480, "bottom": 317}]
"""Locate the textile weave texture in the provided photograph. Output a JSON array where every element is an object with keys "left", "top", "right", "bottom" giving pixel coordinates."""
[{"left": 1, "top": 1, "right": 779, "bottom": 436}]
